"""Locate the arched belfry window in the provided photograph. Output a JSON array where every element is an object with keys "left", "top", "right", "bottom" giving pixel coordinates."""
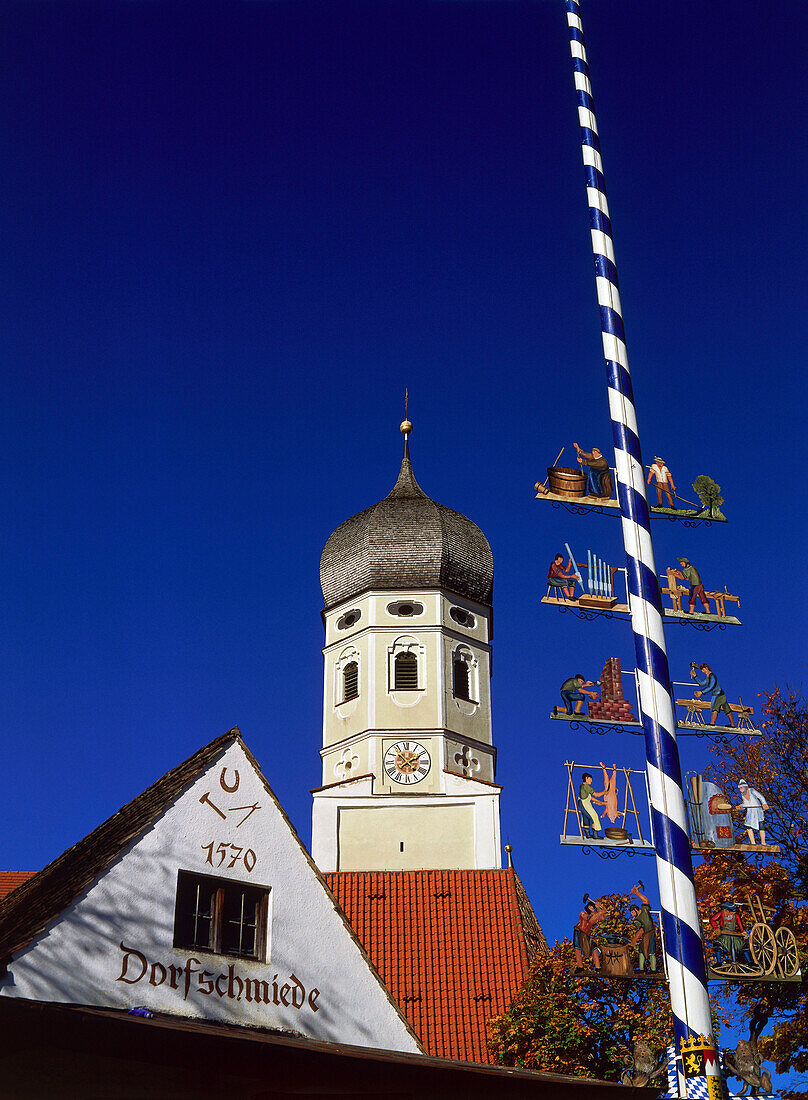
[
  {"left": 394, "top": 651, "right": 418, "bottom": 690},
  {"left": 453, "top": 656, "right": 471, "bottom": 701},
  {"left": 342, "top": 661, "right": 359, "bottom": 702}
]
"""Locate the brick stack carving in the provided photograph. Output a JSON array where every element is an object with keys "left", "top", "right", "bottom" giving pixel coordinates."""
[{"left": 587, "top": 657, "right": 636, "bottom": 722}]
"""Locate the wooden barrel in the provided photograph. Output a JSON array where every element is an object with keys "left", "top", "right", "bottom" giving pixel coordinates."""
[
  {"left": 604, "top": 827, "right": 630, "bottom": 842},
  {"left": 547, "top": 465, "right": 586, "bottom": 498}
]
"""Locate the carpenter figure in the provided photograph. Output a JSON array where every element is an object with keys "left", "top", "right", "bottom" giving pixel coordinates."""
[
  {"left": 691, "top": 662, "right": 736, "bottom": 727},
  {"left": 672, "top": 558, "right": 710, "bottom": 614}
]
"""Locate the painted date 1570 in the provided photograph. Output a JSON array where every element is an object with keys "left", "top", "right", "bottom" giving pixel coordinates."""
[{"left": 201, "top": 841, "right": 257, "bottom": 873}]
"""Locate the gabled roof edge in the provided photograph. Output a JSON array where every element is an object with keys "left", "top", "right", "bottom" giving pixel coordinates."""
[
  {"left": 0, "top": 728, "right": 242, "bottom": 960},
  {"left": 513, "top": 871, "right": 550, "bottom": 962}
]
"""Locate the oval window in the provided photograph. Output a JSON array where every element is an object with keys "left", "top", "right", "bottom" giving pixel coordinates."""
[
  {"left": 387, "top": 601, "right": 424, "bottom": 617},
  {"left": 450, "top": 606, "right": 475, "bottom": 628},
  {"left": 337, "top": 609, "right": 362, "bottom": 630}
]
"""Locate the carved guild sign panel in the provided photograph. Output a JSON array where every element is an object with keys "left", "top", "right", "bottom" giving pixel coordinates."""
[{"left": 110, "top": 759, "right": 323, "bottom": 1015}]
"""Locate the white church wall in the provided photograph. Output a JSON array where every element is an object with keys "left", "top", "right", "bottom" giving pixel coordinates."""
[{"left": 312, "top": 784, "right": 501, "bottom": 872}]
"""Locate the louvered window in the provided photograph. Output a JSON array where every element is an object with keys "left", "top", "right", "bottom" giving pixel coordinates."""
[
  {"left": 394, "top": 651, "right": 418, "bottom": 690},
  {"left": 342, "top": 661, "right": 359, "bottom": 702},
  {"left": 453, "top": 657, "right": 471, "bottom": 701}
]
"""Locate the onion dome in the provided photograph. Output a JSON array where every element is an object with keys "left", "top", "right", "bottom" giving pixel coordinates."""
[{"left": 320, "top": 424, "right": 493, "bottom": 611}]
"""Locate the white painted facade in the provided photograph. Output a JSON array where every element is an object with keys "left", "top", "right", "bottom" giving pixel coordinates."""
[
  {"left": 0, "top": 740, "right": 421, "bottom": 1053},
  {"left": 312, "top": 588, "right": 502, "bottom": 872}
]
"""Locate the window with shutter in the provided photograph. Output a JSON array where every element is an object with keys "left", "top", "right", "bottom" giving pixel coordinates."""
[
  {"left": 343, "top": 661, "right": 359, "bottom": 701},
  {"left": 453, "top": 657, "right": 471, "bottom": 701},
  {"left": 394, "top": 651, "right": 418, "bottom": 690}
]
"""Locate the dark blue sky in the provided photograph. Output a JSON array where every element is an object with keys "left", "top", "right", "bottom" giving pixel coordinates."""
[{"left": 3, "top": 0, "right": 807, "bottom": 1008}]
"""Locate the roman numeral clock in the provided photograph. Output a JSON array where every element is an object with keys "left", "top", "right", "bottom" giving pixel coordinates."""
[{"left": 383, "top": 741, "right": 431, "bottom": 786}]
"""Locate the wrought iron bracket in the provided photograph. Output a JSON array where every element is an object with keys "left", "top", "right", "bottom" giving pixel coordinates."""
[
  {"left": 665, "top": 513, "right": 715, "bottom": 528},
  {"left": 580, "top": 844, "right": 653, "bottom": 860},
  {"left": 550, "top": 500, "right": 615, "bottom": 518},
  {"left": 567, "top": 719, "right": 642, "bottom": 737},
  {"left": 557, "top": 605, "right": 618, "bottom": 622}
]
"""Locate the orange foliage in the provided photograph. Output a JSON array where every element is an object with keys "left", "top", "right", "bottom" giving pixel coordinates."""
[
  {"left": 489, "top": 690, "right": 808, "bottom": 1087},
  {"left": 697, "top": 689, "right": 808, "bottom": 1086},
  {"left": 704, "top": 687, "right": 808, "bottom": 887},
  {"left": 487, "top": 893, "right": 672, "bottom": 1079}
]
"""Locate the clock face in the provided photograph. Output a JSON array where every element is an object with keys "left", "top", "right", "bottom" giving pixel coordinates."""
[{"left": 383, "top": 741, "right": 431, "bottom": 785}]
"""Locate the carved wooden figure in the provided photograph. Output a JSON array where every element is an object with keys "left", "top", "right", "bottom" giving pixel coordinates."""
[
  {"left": 707, "top": 894, "right": 800, "bottom": 982},
  {"left": 620, "top": 1041, "right": 667, "bottom": 1088},
  {"left": 723, "top": 1009, "right": 773, "bottom": 1096},
  {"left": 561, "top": 761, "right": 652, "bottom": 850},
  {"left": 686, "top": 774, "right": 779, "bottom": 853}
]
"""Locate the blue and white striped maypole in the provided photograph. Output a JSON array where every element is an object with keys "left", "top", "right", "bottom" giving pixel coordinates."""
[{"left": 563, "top": 4, "right": 719, "bottom": 1095}]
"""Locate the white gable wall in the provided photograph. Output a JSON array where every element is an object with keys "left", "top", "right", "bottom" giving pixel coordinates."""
[{"left": 0, "top": 741, "right": 420, "bottom": 1053}]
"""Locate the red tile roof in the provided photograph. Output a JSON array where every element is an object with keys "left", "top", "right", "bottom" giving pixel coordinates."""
[
  {"left": 0, "top": 872, "right": 36, "bottom": 900},
  {"left": 325, "top": 868, "right": 547, "bottom": 1064}
]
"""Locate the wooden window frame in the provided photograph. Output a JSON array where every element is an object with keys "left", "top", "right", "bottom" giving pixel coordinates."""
[
  {"left": 173, "top": 870, "right": 269, "bottom": 962},
  {"left": 452, "top": 650, "right": 479, "bottom": 705}
]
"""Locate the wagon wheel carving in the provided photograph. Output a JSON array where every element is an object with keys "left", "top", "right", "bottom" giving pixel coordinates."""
[
  {"left": 709, "top": 945, "right": 756, "bottom": 978},
  {"left": 775, "top": 927, "right": 800, "bottom": 977},
  {"left": 749, "top": 923, "right": 777, "bottom": 975},
  {"left": 711, "top": 957, "right": 741, "bottom": 977}
]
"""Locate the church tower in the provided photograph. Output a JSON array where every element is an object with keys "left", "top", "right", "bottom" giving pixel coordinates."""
[{"left": 311, "top": 421, "right": 501, "bottom": 872}]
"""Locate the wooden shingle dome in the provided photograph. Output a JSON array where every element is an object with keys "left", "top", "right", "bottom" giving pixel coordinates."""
[{"left": 320, "top": 440, "right": 493, "bottom": 612}]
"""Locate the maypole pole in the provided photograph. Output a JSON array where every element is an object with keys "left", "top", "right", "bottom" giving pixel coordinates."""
[{"left": 562, "top": 3, "right": 720, "bottom": 1096}]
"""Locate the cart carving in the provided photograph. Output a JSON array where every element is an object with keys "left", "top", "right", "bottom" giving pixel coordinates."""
[{"left": 708, "top": 893, "right": 800, "bottom": 981}]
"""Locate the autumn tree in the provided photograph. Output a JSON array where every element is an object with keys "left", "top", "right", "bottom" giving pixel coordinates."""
[
  {"left": 488, "top": 893, "right": 673, "bottom": 1080},
  {"left": 490, "top": 690, "right": 808, "bottom": 1090},
  {"left": 693, "top": 855, "right": 807, "bottom": 1094},
  {"left": 705, "top": 688, "right": 808, "bottom": 892},
  {"left": 699, "top": 690, "right": 808, "bottom": 1095}
]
